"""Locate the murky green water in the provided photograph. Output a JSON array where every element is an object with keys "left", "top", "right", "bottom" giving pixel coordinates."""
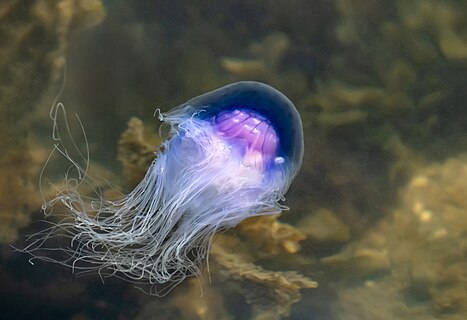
[{"left": 1, "top": 1, "right": 466, "bottom": 319}]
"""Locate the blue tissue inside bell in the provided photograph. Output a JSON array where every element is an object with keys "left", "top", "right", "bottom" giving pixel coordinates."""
[{"left": 181, "top": 81, "right": 304, "bottom": 178}]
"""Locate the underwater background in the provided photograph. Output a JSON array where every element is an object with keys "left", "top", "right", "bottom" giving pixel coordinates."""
[{"left": 1, "top": 0, "right": 466, "bottom": 319}]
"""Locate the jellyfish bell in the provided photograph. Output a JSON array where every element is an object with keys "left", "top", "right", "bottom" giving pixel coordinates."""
[
  {"left": 181, "top": 81, "right": 303, "bottom": 177},
  {"left": 25, "top": 81, "right": 304, "bottom": 295}
]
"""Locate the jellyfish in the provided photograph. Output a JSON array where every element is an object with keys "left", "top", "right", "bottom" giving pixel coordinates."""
[{"left": 25, "top": 81, "right": 304, "bottom": 294}]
